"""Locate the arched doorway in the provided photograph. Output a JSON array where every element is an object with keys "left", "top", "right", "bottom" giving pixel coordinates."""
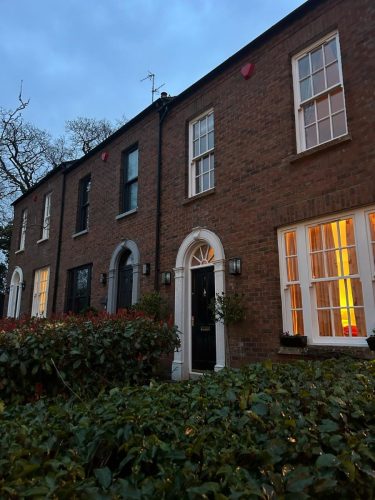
[
  {"left": 173, "top": 228, "right": 226, "bottom": 380},
  {"left": 7, "top": 267, "right": 23, "bottom": 318},
  {"left": 107, "top": 240, "right": 140, "bottom": 313}
]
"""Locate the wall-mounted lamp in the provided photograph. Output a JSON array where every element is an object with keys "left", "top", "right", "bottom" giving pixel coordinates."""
[
  {"left": 5, "top": 285, "right": 10, "bottom": 295},
  {"left": 142, "top": 263, "right": 150, "bottom": 275},
  {"left": 99, "top": 273, "right": 107, "bottom": 285},
  {"left": 22, "top": 281, "right": 26, "bottom": 290},
  {"left": 228, "top": 257, "right": 241, "bottom": 275},
  {"left": 161, "top": 271, "right": 172, "bottom": 285}
]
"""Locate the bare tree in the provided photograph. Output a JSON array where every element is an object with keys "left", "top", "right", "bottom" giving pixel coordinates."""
[{"left": 65, "top": 117, "right": 115, "bottom": 156}]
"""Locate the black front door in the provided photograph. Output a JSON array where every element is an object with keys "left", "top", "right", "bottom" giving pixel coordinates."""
[
  {"left": 191, "top": 266, "right": 216, "bottom": 371},
  {"left": 117, "top": 253, "right": 133, "bottom": 311}
]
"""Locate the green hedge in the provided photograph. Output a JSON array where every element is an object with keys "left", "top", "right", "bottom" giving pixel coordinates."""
[
  {"left": 0, "top": 312, "right": 179, "bottom": 403},
  {"left": 0, "top": 359, "right": 374, "bottom": 498}
]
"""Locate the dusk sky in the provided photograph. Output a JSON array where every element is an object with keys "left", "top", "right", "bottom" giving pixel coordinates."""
[{"left": 1, "top": 0, "right": 305, "bottom": 138}]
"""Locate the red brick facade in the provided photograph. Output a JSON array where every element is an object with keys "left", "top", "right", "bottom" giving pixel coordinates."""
[{"left": 6, "top": 0, "right": 375, "bottom": 375}]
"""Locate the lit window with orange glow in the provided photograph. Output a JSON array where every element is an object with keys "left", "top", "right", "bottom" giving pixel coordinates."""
[
  {"left": 191, "top": 244, "right": 215, "bottom": 267},
  {"left": 284, "top": 231, "right": 304, "bottom": 335},
  {"left": 278, "top": 207, "right": 375, "bottom": 346}
]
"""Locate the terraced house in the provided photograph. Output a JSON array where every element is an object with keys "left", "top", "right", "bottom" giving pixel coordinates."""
[{"left": 5, "top": 0, "right": 375, "bottom": 379}]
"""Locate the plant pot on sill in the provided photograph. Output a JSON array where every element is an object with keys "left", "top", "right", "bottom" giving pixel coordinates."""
[
  {"left": 366, "top": 336, "right": 375, "bottom": 351},
  {"left": 280, "top": 335, "right": 307, "bottom": 348}
]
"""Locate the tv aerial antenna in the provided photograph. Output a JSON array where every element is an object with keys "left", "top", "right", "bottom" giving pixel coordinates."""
[{"left": 141, "top": 71, "right": 165, "bottom": 102}]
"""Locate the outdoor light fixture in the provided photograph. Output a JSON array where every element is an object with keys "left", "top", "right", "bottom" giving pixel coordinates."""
[
  {"left": 161, "top": 271, "right": 172, "bottom": 285},
  {"left": 228, "top": 258, "right": 241, "bottom": 275},
  {"left": 99, "top": 273, "right": 107, "bottom": 285},
  {"left": 22, "top": 281, "right": 26, "bottom": 290},
  {"left": 142, "top": 263, "right": 150, "bottom": 275}
]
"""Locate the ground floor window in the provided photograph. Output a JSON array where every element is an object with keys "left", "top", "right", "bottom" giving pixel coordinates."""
[
  {"left": 31, "top": 267, "right": 50, "bottom": 318},
  {"left": 278, "top": 206, "right": 375, "bottom": 345},
  {"left": 66, "top": 264, "right": 92, "bottom": 314},
  {"left": 7, "top": 267, "right": 23, "bottom": 318}
]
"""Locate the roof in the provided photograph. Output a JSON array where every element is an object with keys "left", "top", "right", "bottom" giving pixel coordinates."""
[{"left": 14, "top": 0, "right": 325, "bottom": 205}]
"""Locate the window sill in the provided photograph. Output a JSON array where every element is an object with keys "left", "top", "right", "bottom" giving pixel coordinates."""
[
  {"left": 37, "top": 237, "right": 49, "bottom": 244},
  {"left": 72, "top": 229, "right": 88, "bottom": 239},
  {"left": 183, "top": 188, "right": 215, "bottom": 206},
  {"left": 290, "top": 134, "right": 352, "bottom": 164},
  {"left": 15, "top": 249, "right": 24, "bottom": 255},
  {"left": 278, "top": 343, "right": 374, "bottom": 360},
  {"left": 116, "top": 208, "right": 137, "bottom": 220}
]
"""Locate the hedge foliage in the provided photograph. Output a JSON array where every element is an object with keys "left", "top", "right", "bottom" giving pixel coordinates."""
[
  {"left": 1, "top": 359, "right": 374, "bottom": 498},
  {"left": 0, "top": 312, "right": 179, "bottom": 403}
]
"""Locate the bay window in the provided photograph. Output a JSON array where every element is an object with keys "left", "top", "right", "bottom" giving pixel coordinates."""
[{"left": 279, "top": 207, "right": 375, "bottom": 345}]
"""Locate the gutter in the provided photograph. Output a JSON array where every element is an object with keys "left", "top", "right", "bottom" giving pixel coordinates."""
[
  {"left": 51, "top": 164, "right": 68, "bottom": 313},
  {"left": 154, "top": 97, "right": 172, "bottom": 290}
]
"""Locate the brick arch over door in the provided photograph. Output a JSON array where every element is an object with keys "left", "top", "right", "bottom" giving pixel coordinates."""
[
  {"left": 107, "top": 240, "right": 140, "bottom": 313},
  {"left": 172, "top": 228, "right": 226, "bottom": 380}
]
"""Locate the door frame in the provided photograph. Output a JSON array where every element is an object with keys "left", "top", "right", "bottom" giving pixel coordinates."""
[
  {"left": 173, "top": 228, "right": 225, "bottom": 380},
  {"left": 7, "top": 266, "right": 23, "bottom": 318},
  {"left": 107, "top": 240, "right": 140, "bottom": 313}
]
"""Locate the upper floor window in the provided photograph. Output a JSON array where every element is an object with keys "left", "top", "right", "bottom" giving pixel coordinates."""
[
  {"left": 278, "top": 207, "right": 375, "bottom": 345},
  {"left": 292, "top": 32, "right": 347, "bottom": 152},
  {"left": 121, "top": 147, "right": 138, "bottom": 213},
  {"left": 189, "top": 110, "right": 214, "bottom": 197},
  {"left": 65, "top": 264, "right": 92, "bottom": 313},
  {"left": 31, "top": 266, "right": 50, "bottom": 318},
  {"left": 41, "top": 193, "right": 52, "bottom": 240},
  {"left": 18, "top": 209, "right": 28, "bottom": 251},
  {"left": 76, "top": 175, "right": 91, "bottom": 233}
]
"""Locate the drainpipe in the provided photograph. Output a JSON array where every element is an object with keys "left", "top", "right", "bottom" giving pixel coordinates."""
[
  {"left": 52, "top": 163, "right": 68, "bottom": 313},
  {"left": 154, "top": 96, "right": 171, "bottom": 291}
]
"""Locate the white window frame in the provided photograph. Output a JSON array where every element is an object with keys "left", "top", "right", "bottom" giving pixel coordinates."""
[
  {"left": 188, "top": 109, "right": 214, "bottom": 197},
  {"left": 41, "top": 193, "right": 52, "bottom": 240},
  {"left": 31, "top": 267, "right": 50, "bottom": 318},
  {"left": 292, "top": 31, "right": 348, "bottom": 153},
  {"left": 18, "top": 209, "right": 28, "bottom": 251},
  {"left": 278, "top": 206, "right": 375, "bottom": 346}
]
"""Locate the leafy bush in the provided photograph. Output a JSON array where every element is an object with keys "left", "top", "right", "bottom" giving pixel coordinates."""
[
  {"left": 134, "top": 291, "right": 170, "bottom": 321},
  {"left": 0, "top": 359, "right": 374, "bottom": 498},
  {"left": 0, "top": 312, "right": 179, "bottom": 403},
  {"left": 210, "top": 292, "right": 246, "bottom": 325}
]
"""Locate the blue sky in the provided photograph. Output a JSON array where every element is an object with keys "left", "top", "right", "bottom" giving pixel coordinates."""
[{"left": 1, "top": 0, "right": 305, "bottom": 138}]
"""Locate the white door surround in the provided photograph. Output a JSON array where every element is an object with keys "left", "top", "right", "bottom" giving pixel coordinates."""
[
  {"left": 107, "top": 240, "right": 140, "bottom": 313},
  {"left": 172, "top": 228, "right": 226, "bottom": 380},
  {"left": 7, "top": 266, "right": 23, "bottom": 318}
]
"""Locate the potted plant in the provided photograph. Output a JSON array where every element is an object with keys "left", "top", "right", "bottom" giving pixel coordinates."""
[
  {"left": 280, "top": 331, "right": 307, "bottom": 347},
  {"left": 366, "top": 329, "right": 375, "bottom": 351}
]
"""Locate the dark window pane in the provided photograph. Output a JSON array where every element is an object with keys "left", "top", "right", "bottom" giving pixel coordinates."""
[
  {"left": 298, "top": 55, "right": 310, "bottom": 79},
  {"left": 324, "top": 38, "right": 337, "bottom": 65}
]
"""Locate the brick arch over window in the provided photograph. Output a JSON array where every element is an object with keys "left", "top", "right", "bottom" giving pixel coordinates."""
[
  {"left": 107, "top": 240, "right": 140, "bottom": 313},
  {"left": 7, "top": 266, "right": 23, "bottom": 319},
  {"left": 173, "top": 228, "right": 226, "bottom": 380}
]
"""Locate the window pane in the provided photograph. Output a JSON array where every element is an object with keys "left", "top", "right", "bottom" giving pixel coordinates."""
[
  {"left": 350, "top": 278, "right": 364, "bottom": 307},
  {"left": 193, "top": 123, "right": 199, "bottom": 139},
  {"left": 286, "top": 256, "right": 299, "bottom": 281},
  {"left": 304, "top": 102, "right": 315, "bottom": 125},
  {"left": 311, "top": 252, "right": 325, "bottom": 279},
  {"left": 290, "top": 284, "right": 302, "bottom": 308},
  {"left": 292, "top": 310, "right": 304, "bottom": 335},
  {"left": 330, "top": 89, "right": 344, "bottom": 113},
  {"left": 323, "top": 222, "right": 336, "bottom": 249},
  {"left": 315, "top": 281, "right": 330, "bottom": 307},
  {"left": 202, "top": 156, "right": 209, "bottom": 173},
  {"left": 311, "top": 47, "right": 323, "bottom": 72},
  {"left": 285, "top": 231, "right": 297, "bottom": 256},
  {"left": 353, "top": 308, "right": 367, "bottom": 337},
  {"left": 326, "top": 61, "right": 340, "bottom": 87},
  {"left": 208, "top": 131, "right": 214, "bottom": 149},
  {"left": 200, "top": 117, "right": 207, "bottom": 135},
  {"left": 199, "top": 135, "right": 207, "bottom": 155},
  {"left": 344, "top": 248, "right": 358, "bottom": 275},
  {"left": 332, "top": 111, "right": 347, "bottom": 138},
  {"left": 326, "top": 250, "right": 339, "bottom": 276},
  {"left": 127, "top": 149, "right": 138, "bottom": 180},
  {"left": 305, "top": 124, "right": 317, "bottom": 149},
  {"left": 193, "top": 140, "right": 199, "bottom": 157},
  {"left": 195, "top": 175, "right": 201, "bottom": 194},
  {"left": 196, "top": 159, "right": 202, "bottom": 176},
  {"left": 329, "top": 280, "right": 341, "bottom": 307},
  {"left": 207, "top": 113, "right": 214, "bottom": 132},
  {"left": 318, "top": 118, "right": 332, "bottom": 143},
  {"left": 318, "top": 310, "right": 332, "bottom": 336},
  {"left": 300, "top": 77, "right": 312, "bottom": 101},
  {"left": 298, "top": 55, "right": 310, "bottom": 79},
  {"left": 316, "top": 96, "right": 329, "bottom": 120},
  {"left": 368, "top": 213, "right": 375, "bottom": 240},
  {"left": 324, "top": 38, "right": 337, "bottom": 64},
  {"left": 309, "top": 226, "right": 322, "bottom": 251},
  {"left": 312, "top": 69, "right": 326, "bottom": 95},
  {"left": 129, "top": 182, "right": 138, "bottom": 210},
  {"left": 333, "top": 309, "right": 345, "bottom": 336},
  {"left": 342, "top": 218, "right": 355, "bottom": 246},
  {"left": 202, "top": 173, "right": 209, "bottom": 191}
]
